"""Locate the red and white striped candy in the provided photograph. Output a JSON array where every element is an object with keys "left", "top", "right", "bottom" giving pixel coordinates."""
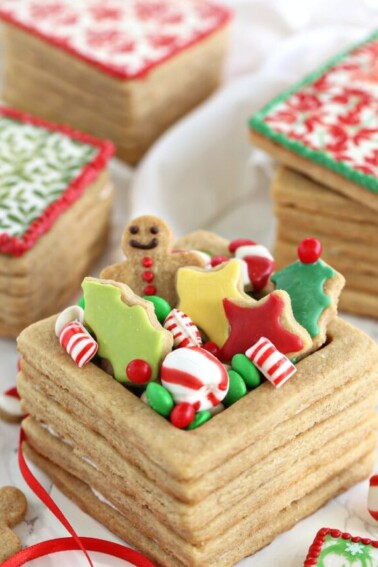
[
  {"left": 245, "top": 337, "right": 296, "bottom": 388},
  {"left": 161, "top": 346, "right": 229, "bottom": 411},
  {"left": 234, "top": 243, "right": 274, "bottom": 262},
  {"left": 59, "top": 321, "right": 98, "bottom": 368},
  {"left": 55, "top": 305, "right": 84, "bottom": 337},
  {"left": 368, "top": 475, "right": 378, "bottom": 521},
  {"left": 164, "top": 308, "right": 202, "bottom": 349}
]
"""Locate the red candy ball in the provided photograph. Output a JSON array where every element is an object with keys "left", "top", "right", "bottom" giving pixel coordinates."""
[
  {"left": 142, "top": 270, "right": 154, "bottom": 283},
  {"left": 126, "top": 359, "right": 152, "bottom": 384},
  {"left": 297, "top": 238, "right": 322, "bottom": 264},
  {"left": 170, "top": 402, "right": 195, "bottom": 428},
  {"left": 210, "top": 255, "right": 228, "bottom": 268},
  {"left": 202, "top": 341, "right": 221, "bottom": 359},
  {"left": 228, "top": 238, "right": 256, "bottom": 253}
]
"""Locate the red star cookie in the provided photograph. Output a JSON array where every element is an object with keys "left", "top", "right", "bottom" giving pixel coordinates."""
[{"left": 220, "top": 290, "right": 312, "bottom": 362}]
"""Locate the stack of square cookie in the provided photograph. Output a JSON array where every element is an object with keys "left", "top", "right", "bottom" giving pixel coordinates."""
[
  {"left": 249, "top": 31, "right": 378, "bottom": 318},
  {"left": 17, "top": 314, "right": 378, "bottom": 566},
  {"left": 0, "top": 107, "right": 114, "bottom": 337},
  {"left": 0, "top": 0, "right": 231, "bottom": 164}
]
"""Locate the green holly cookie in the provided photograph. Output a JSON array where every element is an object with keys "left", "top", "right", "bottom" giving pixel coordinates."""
[
  {"left": 271, "top": 260, "right": 335, "bottom": 338},
  {"left": 82, "top": 278, "right": 173, "bottom": 384}
]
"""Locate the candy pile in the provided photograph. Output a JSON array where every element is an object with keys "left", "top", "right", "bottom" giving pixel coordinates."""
[{"left": 54, "top": 219, "right": 345, "bottom": 431}]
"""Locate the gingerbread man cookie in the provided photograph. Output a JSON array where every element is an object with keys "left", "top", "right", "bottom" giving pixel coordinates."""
[
  {"left": 101, "top": 215, "right": 205, "bottom": 306},
  {"left": 0, "top": 486, "right": 27, "bottom": 563}
]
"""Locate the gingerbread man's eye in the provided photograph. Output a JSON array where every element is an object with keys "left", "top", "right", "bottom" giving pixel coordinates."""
[
  {"left": 129, "top": 225, "right": 139, "bottom": 235},
  {"left": 150, "top": 225, "right": 159, "bottom": 234}
]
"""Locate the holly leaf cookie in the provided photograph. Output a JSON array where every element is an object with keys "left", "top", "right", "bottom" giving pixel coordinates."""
[
  {"left": 82, "top": 277, "right": 173, "bottom": 384},
  {"left": 100, "top": 215, "right": 205, "bottom": 306},
  {"left": 176, "top": 260, "right": 247, "bottom": 348},
  {"left": 220, "top": 290, "right": 312, "bottom": 362},
  {"left": 271, "top": 238, "right": 345, "bottom": 350}
]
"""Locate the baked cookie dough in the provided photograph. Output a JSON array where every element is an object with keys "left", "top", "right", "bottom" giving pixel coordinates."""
[
  {"left": 249, "top": 31, "right": 378, "bottom": 211},
  {"left": 0, "top": 0, "right": 231, "bottom": 164},
  {"left": 0, "top": 107, "right": 114, "bottom": 336}
]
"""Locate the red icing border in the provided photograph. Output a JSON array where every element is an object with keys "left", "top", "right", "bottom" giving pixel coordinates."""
[
  {"left": 304, "top": 528, "right": 378, "bottom": 566},
  {"left": 0, "top": 4, "right": 232, "bottom": 81},
  {"left": 0, "top": 106, "right": 114, "bottom": 257}
]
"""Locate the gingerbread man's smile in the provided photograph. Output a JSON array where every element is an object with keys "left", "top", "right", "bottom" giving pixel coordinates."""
[
  {"left": 129, "top": 238, "right": 158, "bottom": 250},
  {"left": 128, "top": 223, "right": 159, "bottom": 249}
]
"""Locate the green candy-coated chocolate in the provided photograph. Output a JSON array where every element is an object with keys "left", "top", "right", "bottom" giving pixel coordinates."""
[
  {"left": 231, "top": 354, "right": 261, "bottom": 389},
  {"left": 143, "top": 295, "right": 172, "bottom": 323},
  {"left": 146, "top": 382, "right": 174, "bottom": 417},
  {"left": 187, "top": 410, "right": 212, "bottom": 430},
  {"left": 223, "top": 370, "right": 247, "bottom": 407},
  {"left": 77, "top": 296, "right": 85, "bottom": 310}
]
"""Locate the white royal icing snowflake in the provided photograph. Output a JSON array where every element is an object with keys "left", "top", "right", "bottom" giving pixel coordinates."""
[{"left": 344, "top": 542, "right": 367, "bottom": 556}]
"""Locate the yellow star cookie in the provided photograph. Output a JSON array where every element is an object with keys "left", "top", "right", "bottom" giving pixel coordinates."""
[{"left": 177, "top": 260, "right": 246, "bottom": 347}]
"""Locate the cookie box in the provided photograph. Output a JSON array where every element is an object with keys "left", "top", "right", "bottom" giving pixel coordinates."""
[{"left": 17, "top": 314, "right": 378, "bottom": 566}]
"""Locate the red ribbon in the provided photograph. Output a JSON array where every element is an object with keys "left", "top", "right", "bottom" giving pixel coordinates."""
[
  {"left": 6, "top": 429, "right": 155, "bottom": 567},
  {"left": 1, "top": 537, "right": 155, "bottom": 567}
]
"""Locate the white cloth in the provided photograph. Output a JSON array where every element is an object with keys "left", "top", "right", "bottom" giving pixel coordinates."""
[{"left": 1, "top": 2, "right": 378, "bottom": 565}]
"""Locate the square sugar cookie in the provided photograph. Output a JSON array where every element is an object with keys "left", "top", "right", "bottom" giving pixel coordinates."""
[
  {"left": 0, "top": 107, "right": 114, "bottom": 337},
  {"left": 250, "top": 30, "right": 378, "bottom": 212},
  {"left": 304, "top": 528, "right": 378, "bottom": 566},
  {"left": 0, "top": 0, "right": 232, "bottom": 164}
]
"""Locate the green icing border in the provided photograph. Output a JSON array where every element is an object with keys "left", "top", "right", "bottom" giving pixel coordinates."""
[{"left": 249, "top": 29, "right": 378, "bottom": 194}]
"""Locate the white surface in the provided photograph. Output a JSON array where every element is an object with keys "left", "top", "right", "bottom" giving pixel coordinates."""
[{"left": 1, "top": 0, "right": 378, "bottom": 565}]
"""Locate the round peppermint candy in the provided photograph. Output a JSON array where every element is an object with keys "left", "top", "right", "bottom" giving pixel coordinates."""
[
  {"left": 161, "top": 347, "right": 229, "bottom": 411},
  {"left": 368, "top": 475, "right": 378, "bottom": 521}
]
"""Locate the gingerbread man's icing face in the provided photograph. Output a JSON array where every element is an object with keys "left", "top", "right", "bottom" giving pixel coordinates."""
[{"left": 121, "top": 215, "right": 172, "bottom": 258}]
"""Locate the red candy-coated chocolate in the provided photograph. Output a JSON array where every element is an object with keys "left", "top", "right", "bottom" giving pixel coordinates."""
[
  {"left": 170, "top": 402, "right": 195, "bottom": 428},
  {"left": 228, "top": 238, "right": 256, "bottom": 253},
  {"left": 202, "top": 341, "right": 221, "bottom": 359},
  {"left": 144, "top": 284, "right": 157, "bottom": 295},
  {"left": 210, "top": 255, "right": 229, "bottom": 268},
  {"left": 297, "top": 238, "right": 322, "bottom": 264},
  {"left": 142, "top": 257, "right": 153, "bottom": 268},
  {"left": 126, "top": 359, "right": 152, "bottom": 384},
  {"left": 142, "top": 271, "right": 154, "bottom": 283}
]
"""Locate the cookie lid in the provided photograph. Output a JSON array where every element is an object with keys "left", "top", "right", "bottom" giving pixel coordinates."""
[
  {"left": 0, "top": 107, "right": 114, "bottom": 257},
  {"left": 0, "top": 0, "right": 232, "bottom": 80},
  {"left": 249, "top": 30, "right": 378, "bottom": 198},
  {"left": 304, "top": 528, "right": 378, "bottom": 566}
]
